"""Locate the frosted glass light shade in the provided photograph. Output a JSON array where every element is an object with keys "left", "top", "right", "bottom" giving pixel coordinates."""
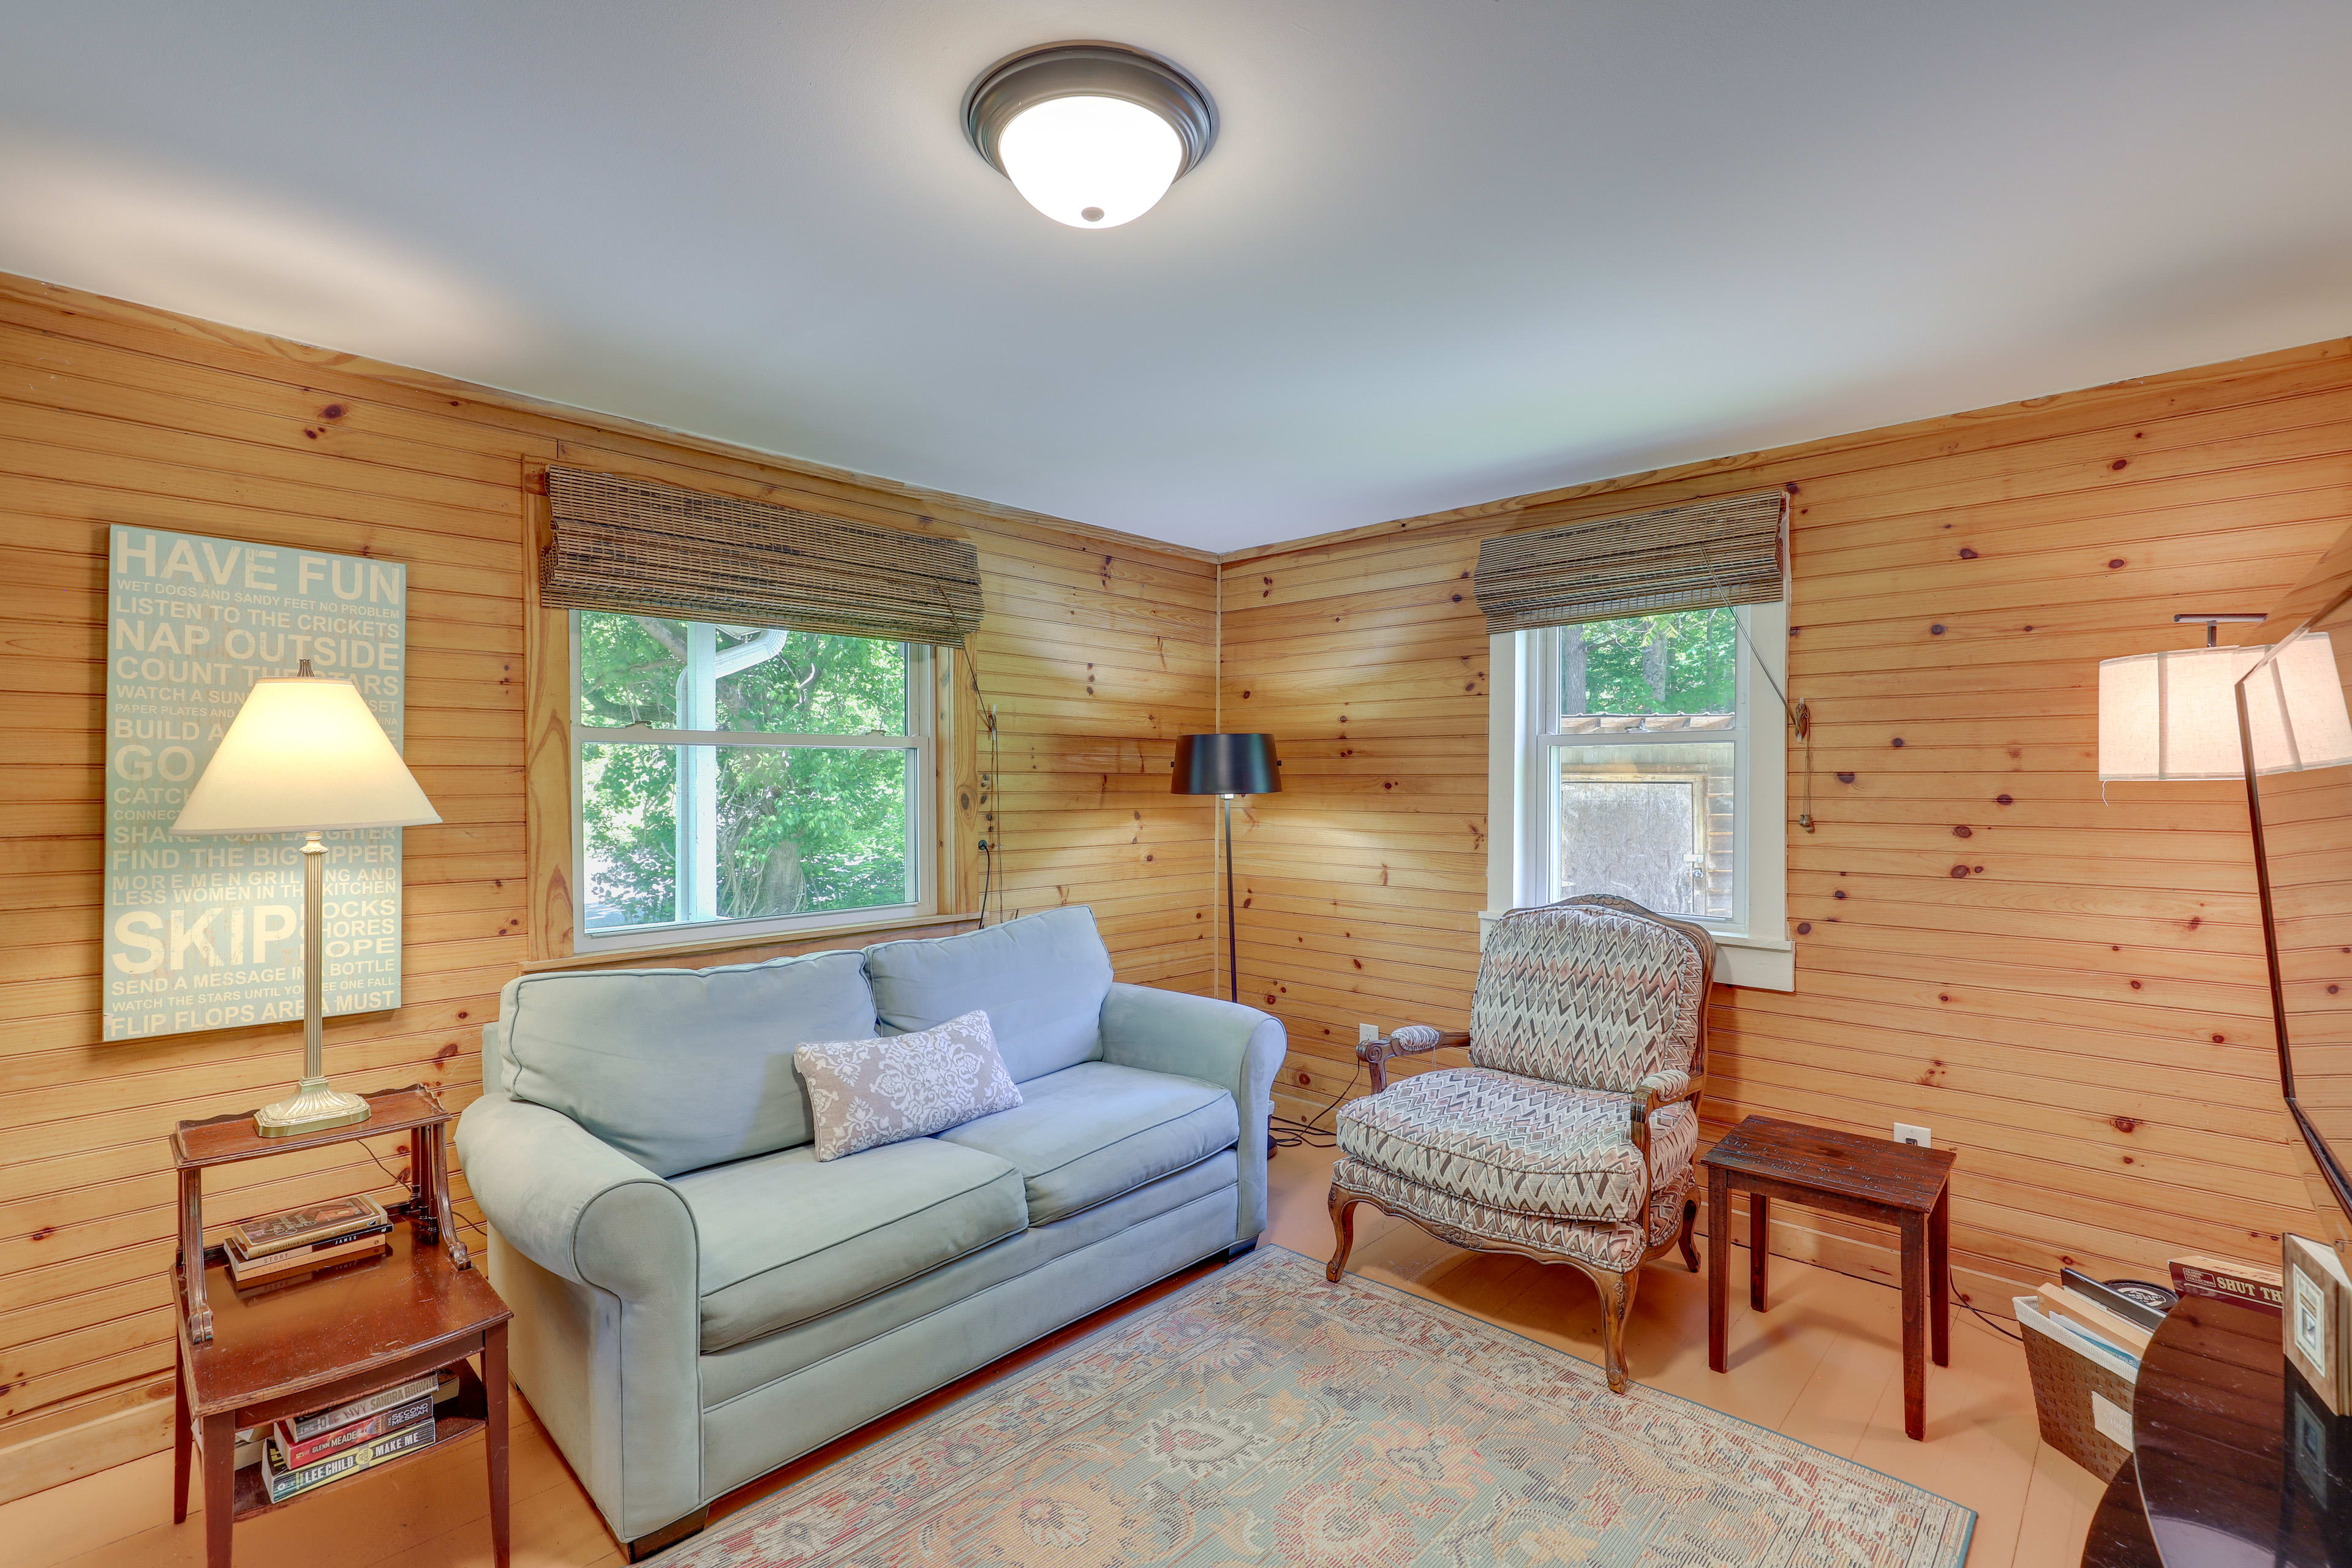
[
  {"left": 173, "top": 674, "right": 440, "bottom": 834},
  {"left": 998, "top": 96, "right": 1182, "bottom": 228},
  {"left": 2098, "top": 634, "right": 2352, "bottom": 780}
]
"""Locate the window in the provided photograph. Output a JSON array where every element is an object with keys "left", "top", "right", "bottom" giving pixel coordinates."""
[
  {"left": 1487, "top": 601, "right": 1791, "bottom": 989},
  {"left": 571, "top": 611, "right": 932, "bottom": 949}
]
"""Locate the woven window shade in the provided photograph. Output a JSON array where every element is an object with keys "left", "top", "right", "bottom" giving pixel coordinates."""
[
  {"left": 539, "top": 466, "right": 985, "bottom": 648},
  {"left": 1472, "top": 489, "right": 1786, "bottom": 635}
]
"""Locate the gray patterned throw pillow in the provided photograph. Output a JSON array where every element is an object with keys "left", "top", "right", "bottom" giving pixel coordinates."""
[{"left": 794, "top": 1009, "right": 1023, "bottom": 1161}]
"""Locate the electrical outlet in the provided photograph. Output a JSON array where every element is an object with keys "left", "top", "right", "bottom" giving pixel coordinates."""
[
  {"left": 1893, "top": 1123, "right": 1931, "bottom": 1148},
  {"left": 1359, "top": 1022, "right": 1380, "bottom": 1044}
]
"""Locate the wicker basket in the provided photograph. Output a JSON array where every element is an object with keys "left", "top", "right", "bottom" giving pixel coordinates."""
[{"left": 2018, "top": 1297, "right": 2137, "bottom": 1481}]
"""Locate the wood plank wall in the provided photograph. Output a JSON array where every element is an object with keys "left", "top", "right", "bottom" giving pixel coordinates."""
[
  {"left": 1220, "top": 337, "right": 2352, "bottom": 1310},
  {"left": 0, "top": 272, "right": 1216, "bottom": 1488}
]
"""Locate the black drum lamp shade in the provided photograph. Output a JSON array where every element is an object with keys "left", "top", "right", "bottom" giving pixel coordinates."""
[
  {"left": 1174, "top": 734, "right": 1279, "bottom": 1008},
  {"left": 1172, "top": 733, "right": 1280, "bottom": 797}
]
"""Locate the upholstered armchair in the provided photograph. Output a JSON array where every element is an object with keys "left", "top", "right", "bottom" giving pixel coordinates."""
[{"left": 1325, "top": 894, "right": 1714, "bottom": 1393}]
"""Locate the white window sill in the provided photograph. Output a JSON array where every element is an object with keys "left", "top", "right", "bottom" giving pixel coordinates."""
[
  {"left": 529, "top": 907, "right": 962, "bottom": 973},
  {"left": 1477, "top": 910, "right": 1794, "bottom": 992}
]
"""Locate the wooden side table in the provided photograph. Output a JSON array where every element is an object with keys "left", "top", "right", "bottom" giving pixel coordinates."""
[
  {"left": 172, "top": 1085, "right": 511, "bottom": 1567},
  {"left": 1703, "top": 1115, "right": 1955, "bottom": 1440}
]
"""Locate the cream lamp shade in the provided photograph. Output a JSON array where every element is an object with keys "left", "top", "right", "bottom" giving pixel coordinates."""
[
  {"left": 173, "top": 672, "right": 440, "bottom": 834},
  {"left": 2098, "top": 633, "right": 2352, "bottom": 781}
]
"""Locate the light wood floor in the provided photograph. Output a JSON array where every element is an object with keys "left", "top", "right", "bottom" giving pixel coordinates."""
[{"left": 6, "top": 1143, "right": 2094, "bottom": 1566}]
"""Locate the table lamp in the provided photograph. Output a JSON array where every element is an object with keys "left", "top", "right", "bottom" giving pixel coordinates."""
[
  {"left": 173, "top": 660, "right": 440, "bottom": 1136},
  {"left": 1172, "top": 733, "right": 1280, "bottom": 1004}
]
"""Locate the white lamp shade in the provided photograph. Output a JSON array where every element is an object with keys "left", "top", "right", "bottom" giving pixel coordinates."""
[
  {"left": 997, "top": 95, "right": 1183, "bottom": 228},
  {"left": 173, "top": 674, "right": 440, "bottom": 834},
  {"left": 2098, "top": 633, "right": 2352, "bottom": 781},
  {"left": 2244, "top": 631, "right": 2352, "bottom": 774}
]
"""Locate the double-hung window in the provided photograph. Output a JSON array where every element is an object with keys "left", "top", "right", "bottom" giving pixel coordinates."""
[
  {"left": 1480, "top": 491, "right": 1793, "bottom": 989},
  {"left": 571, "top": 612, "right": 933, "bottom": 949}
]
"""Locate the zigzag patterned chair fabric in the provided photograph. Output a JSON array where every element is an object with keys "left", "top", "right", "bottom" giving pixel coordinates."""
[{"left": 1324, "top": 895, "right": 1714, "bottom": 1393}]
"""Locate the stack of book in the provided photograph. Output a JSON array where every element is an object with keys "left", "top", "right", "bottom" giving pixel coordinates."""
[
  {"left": 2030, "top": 1273, "right": 2158, "bottom": 1371},
  {"left": 225, "top": 1196, "right": 393, "bottom": 1288},
  {"left": 232, "top": 1371, "right": 458, "bottom": 1472},
  {"left": 255, "top": 1370, "right": 458, "bottom": 1504}
]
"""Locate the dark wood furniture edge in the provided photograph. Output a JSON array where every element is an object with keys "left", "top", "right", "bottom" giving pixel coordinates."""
[
  {"left": 179, "top": 1315, "right": 509, "bottom": 1422},
  {"left": 173, "top": 1084, "right": 450, "bottom": 1167},
  {"left": 627, "top": 1505, "right": 712, "bottom": 1562}
]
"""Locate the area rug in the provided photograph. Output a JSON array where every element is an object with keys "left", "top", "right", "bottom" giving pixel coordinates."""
[{"left": 662, "top": 1246, "right": 1974, "bottom": 1566}]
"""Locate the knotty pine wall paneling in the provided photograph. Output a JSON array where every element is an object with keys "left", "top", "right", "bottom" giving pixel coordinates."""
[
  {"left": 0, "top": 272, "right": 1216, "bottom": 1488},
  {"left": 1219, "top": 337, "right": 2352, "bottom": 1312}
]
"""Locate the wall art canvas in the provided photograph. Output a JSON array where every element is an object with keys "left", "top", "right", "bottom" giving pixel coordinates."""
[{"left": 104, "top": 526, "right": 409, "bottom": 1041}]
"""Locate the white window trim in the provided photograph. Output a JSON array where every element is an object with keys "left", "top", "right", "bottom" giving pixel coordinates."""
[
  {"left": 568, "top": 614, "right": 938, "bottom": 955},
  {"left": 1484, "top": 602, "right": 1793, "bottom": 990}
]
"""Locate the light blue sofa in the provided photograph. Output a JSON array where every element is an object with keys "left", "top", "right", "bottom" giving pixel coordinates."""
[{"left": 453, "top": 907, "right": 1284, "bottom": 1558}]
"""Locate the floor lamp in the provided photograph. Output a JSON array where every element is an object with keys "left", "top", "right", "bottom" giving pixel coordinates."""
[
  {"left": 173, "top": 661, "right": 441, "bottom": 1137},
  {"left": 1172, "top": 733, "right": 1280, "bottom": 1004}
]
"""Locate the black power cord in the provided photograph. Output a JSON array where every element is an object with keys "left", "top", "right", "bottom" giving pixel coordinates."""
[
  {"left": 1269, "top": 1061, "right": 1363, "bottom": 1150},
  {"left": 357, "top": 1136, "right": 488, "bottom": 1239},
  {"left": 1956, "top": 1284, "right": 2023, "bottom": 1344}
]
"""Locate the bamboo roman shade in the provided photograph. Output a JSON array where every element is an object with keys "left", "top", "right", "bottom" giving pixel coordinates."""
[
  {"left": 1472, "top": 488, "right": 1787, "bottom": 635},
  {"left": 539, "top": 466, "right": 986, "bottom": 648}
]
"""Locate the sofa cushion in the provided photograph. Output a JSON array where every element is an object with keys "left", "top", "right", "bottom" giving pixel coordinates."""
[
  {"left": 864, "top": 908, "right": 1112, "bottom": 1084},
  {"left": 796, "top": 1010, "right": 1022, "bottom": 1161},
  {"left": 937, "top": 1061, "right": 1237, "bottom": 1224},
  {"left": 1333, "top": 1065, "right": 1653, "bottom": 1223},
  {"left": 498, "top": 949, "right": 877, "bottom": 1178},
  {"left": 673, "top": 1137, "right": 1028, "bottom": 1352}
]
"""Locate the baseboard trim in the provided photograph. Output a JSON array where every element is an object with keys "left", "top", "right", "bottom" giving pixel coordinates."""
[{"left": 0, "top": 1380, "right": 175, "bottom": 1507}]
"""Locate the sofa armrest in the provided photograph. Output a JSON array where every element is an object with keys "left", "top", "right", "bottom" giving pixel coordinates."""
[
  {"left": 456, "top": 1091, "right": 695, "bottom": 1294},
  {"left": 1099, "top": 983, "right": 1286, "bottom": 1242},
  {"left": 454, "top": 1091, "right": 703, "bottom": 1544}
]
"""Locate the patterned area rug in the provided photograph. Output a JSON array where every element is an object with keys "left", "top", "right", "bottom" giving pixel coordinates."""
[{"left": 662, "top": 1247, "right": 1974, "bottom": 1566}]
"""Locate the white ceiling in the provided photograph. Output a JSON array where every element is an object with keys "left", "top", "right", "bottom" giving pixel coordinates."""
[{"left": 6, "top": 3, "right": 2351, "bottom": 553}]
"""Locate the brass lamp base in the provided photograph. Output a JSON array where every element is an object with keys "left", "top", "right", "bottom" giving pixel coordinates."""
[{"left": 255, "top": 1079, "right": 371, "bottom": 1138}]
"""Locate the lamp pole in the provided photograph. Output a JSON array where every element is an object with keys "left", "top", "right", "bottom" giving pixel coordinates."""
[{"left": 1222, "top": 793, "right": 1239, "bottom": 1004}]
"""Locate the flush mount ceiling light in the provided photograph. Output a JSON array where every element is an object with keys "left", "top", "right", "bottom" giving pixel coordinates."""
[{"left": 963, "top": 42, "right": 1216, "bottom": 229}]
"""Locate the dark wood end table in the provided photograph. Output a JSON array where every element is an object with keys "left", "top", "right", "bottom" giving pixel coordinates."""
[
  {"left": 1702, "top": 1114, "right": 1956, "bottom": 1440},
  {"left": 172, "top": 1085, "right": 511, "bottom": 1567}
]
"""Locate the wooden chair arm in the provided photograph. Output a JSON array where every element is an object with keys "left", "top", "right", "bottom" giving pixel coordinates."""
[
  {"left": 1358, "top": 1026, "right": 1470, "bottom": 1091},
  {"left": 1627, "top": 1072, "right": 1705, "bottom": 1159}
]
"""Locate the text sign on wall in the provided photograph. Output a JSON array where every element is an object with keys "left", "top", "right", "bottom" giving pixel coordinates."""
[{"left": 104, "top": 526, "right": 410, "bottom": 1041}]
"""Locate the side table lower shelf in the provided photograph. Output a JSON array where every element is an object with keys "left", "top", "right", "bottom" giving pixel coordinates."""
[{"left": 225, "top": 1367, "right": 490, "bottom": 1523}]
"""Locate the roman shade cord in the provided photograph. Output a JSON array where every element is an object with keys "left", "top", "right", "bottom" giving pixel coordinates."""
[
  {"left": 1474, "top": 484, "right": 1818, "bottom": 832},
  {"left": 1731, "top": 608, "right": 1817, "bottom": 835},
  {"left": 539, "top": 466, "right": 985, "bottom": 648},
  {"left": 969, "top": 649, "right": 1001, "bottom": 928}
]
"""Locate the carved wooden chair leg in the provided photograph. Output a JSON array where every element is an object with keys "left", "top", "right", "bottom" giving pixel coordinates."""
[
  {"left": 1678, "top": 1197, "right": 1700, "bottom": 1273},
  {"left": 1589, "top": 1264, "right": 1641, "bottom": 1395},
  {"left": 1326, "top": 1188, "right": 1362, "bottom": 1283}
]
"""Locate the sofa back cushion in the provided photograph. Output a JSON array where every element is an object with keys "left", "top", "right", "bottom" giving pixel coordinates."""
[
  {"left": 499, "top": 949, "right": 878, "bottom": 1177},
  {"left": 864, "top": 907, "right": 1112, "bottom": 1083}
]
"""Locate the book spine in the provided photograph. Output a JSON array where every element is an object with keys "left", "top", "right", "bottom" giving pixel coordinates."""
[
  {"left": 2172, "top": 1261, "right": 2285, "bottom": 1316},
  {"left": 228, "top": 1233, "right": 390, "bottom": 1284},
  {"left": 288, "top": 1374, "right": 439, "bottom": 1442},
  {"left": 265, "top": 1420, "right": 434, "bottom": 1504},
  {"left": 278, "top": 1394, "right": 432, "bottom": 1469},
  {"left": 233, "top": 1223, "right": 393, "bottom": 1267}
]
